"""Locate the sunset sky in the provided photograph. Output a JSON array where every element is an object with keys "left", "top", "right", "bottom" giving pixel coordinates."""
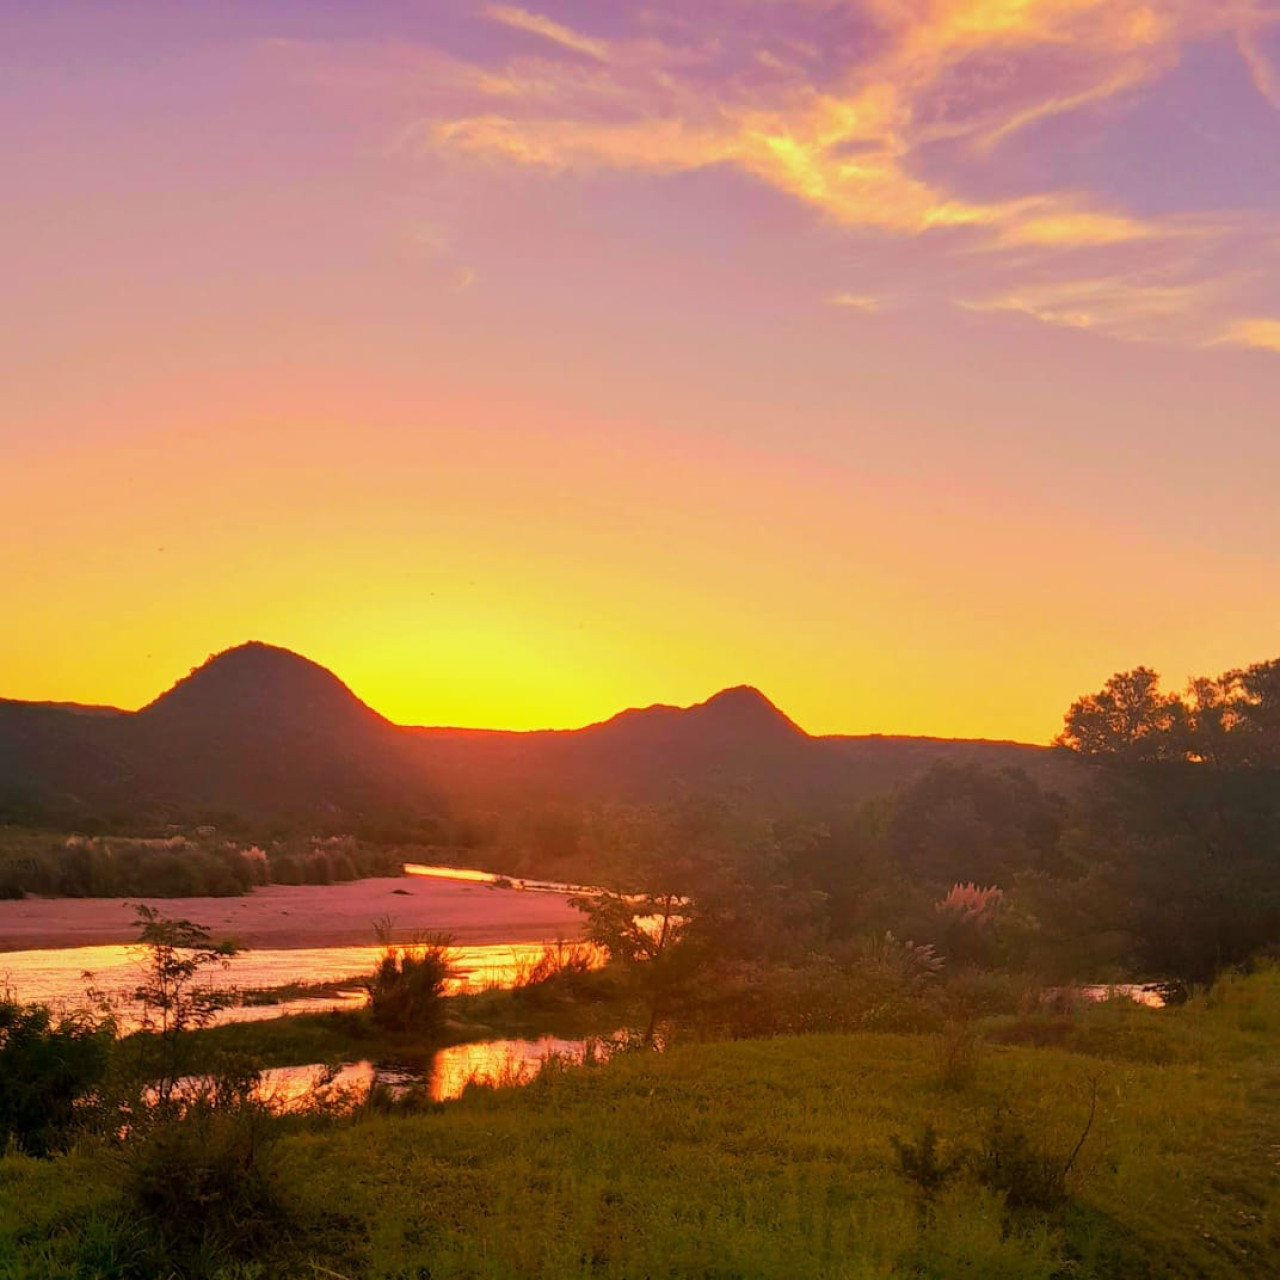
[{"left": 3, "top": 1, "right": 1279, "bottom": 740}]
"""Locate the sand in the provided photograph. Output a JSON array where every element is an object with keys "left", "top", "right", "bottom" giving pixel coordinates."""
[{"left": 0, "top": 877, "right": 586, "bottom": 952}]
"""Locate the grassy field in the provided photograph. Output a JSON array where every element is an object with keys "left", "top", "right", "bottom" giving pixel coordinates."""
[{"left": 3, "top": 973, "right": 1278, "bottom": 1279}]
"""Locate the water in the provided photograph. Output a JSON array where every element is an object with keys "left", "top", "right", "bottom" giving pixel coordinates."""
[
  {"left": 403, "top": 864, "right": 603, "bottom": 896},
  {"left": 258, "top": 1035, "right": 612, "bottom": 1108},
  {"left": 1074, "top": 982, "right": 1167, "bottom": 1009},
  {"left": 0, "top": 938, "right": 601, "bottom": 1030}
]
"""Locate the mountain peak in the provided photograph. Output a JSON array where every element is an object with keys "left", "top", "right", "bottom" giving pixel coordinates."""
[
  {"left": 140, "top": 641, "right": 384, "bottom": 726},
  {"left": 591, "top": 684, "right": 806, "bottom": 741},
  {"left": 691, "top": 685, "right": 806, "bottom": 736},
  {"left": 701, "top": 684, "right": 776, "bottom": 710}
]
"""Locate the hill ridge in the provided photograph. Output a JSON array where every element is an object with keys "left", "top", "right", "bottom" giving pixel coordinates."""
[{"left": 0, "top": 640, "right": 1067, "bottom": 827}]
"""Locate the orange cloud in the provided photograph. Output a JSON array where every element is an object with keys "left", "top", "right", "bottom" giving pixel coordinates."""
[
  {"left": 962, "top": 275, "right": 1199, "bottom": 338},
  {"left": 1219, "top": 316, "right": 1280, "bottom": 352}
]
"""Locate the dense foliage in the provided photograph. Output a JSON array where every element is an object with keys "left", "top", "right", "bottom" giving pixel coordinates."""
[
  {"left": 565, "top": 657, "right": 1280, "bottom": 991},
  {"left": 0, "top": 831, "right": 409, "bottom": 899},
  {"left": 0, "top": 999, "right": 115, "bottom": 1156}
]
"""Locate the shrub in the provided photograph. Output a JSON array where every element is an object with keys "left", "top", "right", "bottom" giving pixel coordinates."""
[
  {"left": 0, "top": 997, "right": 115, "bottom": 1155},
  {"left": 129, "top": 905, "right": 238, "bottom": 1104},
  {"left": 303, "top": 853, "right": 333, "bottom": 885},
  {"left": 510, "top": 940, "right": 602, "bottom": 1006},
  {"left": 890, "top": 1121, "right": 965, "bottom": 1202},
  {"left": 975, "top": 1081, "right": 1098, "bottom": 1214},
  {"left": 363, "top": 922, "right": 456, "bottom": 1036},
  {"left": 269, "top": 854, "right": 303, "bottom": 885},
  {"left": 123, "top": 1077, "right": 287, "bottom": 1277},
  {"left": 936, "top": 1016, "right": 982, "bottom": 1091},
  {"left": 328, "top": 852, "right": 357, "bottom": 882}
]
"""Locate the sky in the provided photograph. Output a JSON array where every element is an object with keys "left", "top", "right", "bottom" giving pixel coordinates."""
[{"left": 3, "top": 0, "right": 1279, "bottom": 741}]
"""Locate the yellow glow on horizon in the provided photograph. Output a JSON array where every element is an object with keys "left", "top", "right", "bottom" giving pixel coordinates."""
[{"left": 5, "top": 400, "right": 1278, "bottom": 746}]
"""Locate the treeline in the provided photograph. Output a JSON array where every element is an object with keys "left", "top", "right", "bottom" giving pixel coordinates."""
[
  {"left": 0, "top": 835, "right": 264, "bottom": 899},
  {"left": 0, "top": 833, "right": 411, "bottom": 899},
  {"left": 518, "top": 656, "right": 1280, "bottom": 988},
  {"left": 264, "top": 838, "right": 406, "bottom": 886}
]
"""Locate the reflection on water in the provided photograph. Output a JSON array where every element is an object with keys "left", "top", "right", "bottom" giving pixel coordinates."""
[
  {"left": 258, "top": 1035, "right": 606, "bottom": 1107},
  {"left": 404, "top": 863, "right": 603, "bottom": 896},
  {"left": 404, "top": 864, "right": 502, "bottom": 885},
  {"left": 1075, "top": 983, "right": 1166, "bottom": 1009},
  {"left": 0, "top": 939, "right": 602, "bottom": 1032}
]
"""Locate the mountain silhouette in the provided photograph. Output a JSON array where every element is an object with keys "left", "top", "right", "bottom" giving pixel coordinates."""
[
  {"left": 140, "top": 642, "right": 386, "bottom": 732},
  {"left": 0, "top": 644, "right": 429, "bottom": 825},
  {"left": 0, "top": 642, "right": 1065, "bottom": 829},
  {"left": 594, "top": 686, "right": 804, "bottom": 741}
]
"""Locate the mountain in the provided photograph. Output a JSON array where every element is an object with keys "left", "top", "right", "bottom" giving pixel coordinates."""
[
  {"left": 0, "top": 644, "right": 437, "bottom": 826},
  {"left": 0, "top": 642, "right": 1069, "bottom": 829},
  {"left": 406, "top": 684, "right": 826, "bottom": 809}
]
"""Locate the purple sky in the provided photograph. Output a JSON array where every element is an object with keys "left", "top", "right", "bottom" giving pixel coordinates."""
[{"left": 3, "top": 1, "right": 1279, "bottom": 738}]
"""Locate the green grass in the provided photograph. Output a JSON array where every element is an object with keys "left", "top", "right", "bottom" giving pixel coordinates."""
[{"left": 4, "top": 972, "right": 1279, "bottom": 1279}]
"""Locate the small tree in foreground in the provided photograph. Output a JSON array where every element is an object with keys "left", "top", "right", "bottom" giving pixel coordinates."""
[{"left": 130, "top": 904, "right": 238, "bottom": 1105}]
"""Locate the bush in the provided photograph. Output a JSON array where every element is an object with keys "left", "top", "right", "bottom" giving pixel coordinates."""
[
  {"left": 363, "top": 925, "right": 456, "bottom": 1036},
  {"left": 328, "top": 852, "right": 357, "bottom": 882},
  {"left": 0, "top": 997, "right": 115, "bottom": 1155},
  {"left": 510, "top": 941, "right": 603, "bottom": 1006},
  {"left": 975, "top": 1083, "right": 1098, "bottom": 1214},
  {"left": 123, "top": 1080, "right": 287, "bottom": 1277},
  {"left": 269, "top": 854, "right": 303, "bottom": 885},
  {"left": 303, "top": 853, "right": 332, "bottom": 885},
  {"left": 936, "top": 1016, "right": 982, "bottom": 1090},
  {"left": 891, "top": 1121, "right": 965, "bottom": 1201}
]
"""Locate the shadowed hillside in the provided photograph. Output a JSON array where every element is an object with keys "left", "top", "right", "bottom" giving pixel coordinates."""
[{"left": 0, "top": 642, "right": 1073, "bottom": 829}]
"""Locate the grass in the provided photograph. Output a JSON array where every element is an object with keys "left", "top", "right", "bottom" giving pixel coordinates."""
[{"left": 4, "top": 971, "right": 1279, "bottom": 1278}]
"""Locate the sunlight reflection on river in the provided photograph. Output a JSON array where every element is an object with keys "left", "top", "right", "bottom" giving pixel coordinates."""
[
  {"left": 257, "top": 1035, "right": 612, "bottom": 1108},
  {"left": 0, "top": 939, "right": 603, "bottom": 1032}
]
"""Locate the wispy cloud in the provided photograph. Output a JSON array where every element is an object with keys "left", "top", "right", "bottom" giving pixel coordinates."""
[
  {"left": 829, "top": 292, "right": 882, "bottom": 311},
  {"left": 1237, "top": 23, "right": 1280, "bottom": 110},
  {"left": 484, "top": 5, "right": 611, "bottom": 62},
  {"left": 962, "top": 276, "right": 1200, "bottom": 339},
  {"left": 422, "top": 2, "right": 1229, "bottom": 254},
  {"left": 285, "top": 1, "right": 1280, "bottom": 354}
]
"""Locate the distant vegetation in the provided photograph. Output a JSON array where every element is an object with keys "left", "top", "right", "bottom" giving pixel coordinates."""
[{"left": 0, "top": 830, "right": 410, "bottom": 899}]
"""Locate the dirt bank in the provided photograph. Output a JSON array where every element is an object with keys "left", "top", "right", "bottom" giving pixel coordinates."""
[{"left": 0, "top": 877, "right": 584, "bottom": 951}]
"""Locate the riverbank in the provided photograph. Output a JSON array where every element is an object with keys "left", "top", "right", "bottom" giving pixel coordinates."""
[
  {"left": 6, "top": 970, "right": 1278, "bottom": 1279},
  {"left": 0, "top": 876, "right": 584, "bottom": 950}
]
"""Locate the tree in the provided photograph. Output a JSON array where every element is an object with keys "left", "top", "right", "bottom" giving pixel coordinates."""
[
  {"left": 884, "top": 763, "right": 1069, "bottom": 889},
  {"left": 130, "top": 905, "right": 237, "bottom": 1104},
  {"left": 1056, "top": 667, "right": 1187, "bottom": 762},
  {"left": 1055, "top": 660, "right": 1280, "bottom": 982},
  {"left": 570, "top": 801, "right": 827, "bottom": 1041}
]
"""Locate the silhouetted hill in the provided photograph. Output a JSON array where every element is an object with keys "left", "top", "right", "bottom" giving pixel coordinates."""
[
  {"left": 405, "top": 685, "right": 821, "bottom": 808},
  {"left": 0, "top": 642, "right": 1074, "bottom": 829},
  {"left": 140, "top": 642, "right": 384, "bottom": 730},
  {"left": 0, "top": 645, "right": 437, "bottom": 826},
  {"left": 120, "top": 643, "right": 436, "bottom": 821}
]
